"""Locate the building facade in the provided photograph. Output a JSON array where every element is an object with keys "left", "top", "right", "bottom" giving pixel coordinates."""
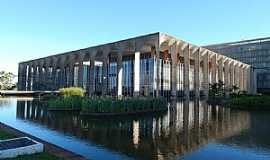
[
  {"left": 18, "top": 33, "right": 255, "bottom": 97},
  {"left": 206, "top": 37, "right": 270, "bottom": 93}
]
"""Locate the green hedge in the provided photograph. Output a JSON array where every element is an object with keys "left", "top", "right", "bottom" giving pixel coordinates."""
[{"left": 228, "top": 95, "right": 270, "bottom": 110}]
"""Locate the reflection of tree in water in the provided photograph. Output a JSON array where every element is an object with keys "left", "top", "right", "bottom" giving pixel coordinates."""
[{"left": 16, "top": 99, "right": 251, "bottom": 160}]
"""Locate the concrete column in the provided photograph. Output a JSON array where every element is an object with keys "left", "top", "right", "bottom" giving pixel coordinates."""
[
  {"left": 218, "top": 56, "right": 224, "bottom": 83},
  {"left": 252, "top": 67, "right": 257, "bottom": 94},
  {"left": 102, "top": 57, "right": 108, "bottom": 95},
  {"left": 154, "top": 48, "right": 160, "bottom": 97},
  {"left": 41, "top": 67, "right": 46, "bottom": 88},
  {"left": 117, "top": 53, "right": 123, "bottom": 97},
  {"left": 211, "top": 54, "right": 217, "bottom": 84},
  {"left": 246, "top": 66, "right": 251, "bottom": 94},
  {"left": 243, "top": 66, "right": 246, "bottom": 91},
  {"left": 245, "top": 66, "right": 249, "bottom": 92},
  {"left": 32, "top": 66, "right": 37, "bottom": 91},
  {"left": 17, "top": 64, "right": 22, "bottom": 90},
  {"left": 234, "top": 63, "right": 238, "bottom": 89},
  {"left": 35, "top": 66, "right": 41, "bottom": 90},
  {"left": 89, "top": 58, "right": 95, "bottom": 96},
  {"left": 69, "top": 64, "right": 74, "bottom": 87},
  {"left": 17, "top": 64, "right": 22, "bottom": 91},
  {"left": 239, "top": 65, "right": 243, "bottom": 91},
  {"left": 58, "top": 66, "right": 64, "bottom": 88},
  {"left": 243, "top": 66, "right": 247, "bottom": 91},
  {"left": 85, "top": 62, "right": 90, "bottom": 94},
  {"left": 194, "top": 49, "right": 200, "bottom": 98},
  {"left": 53, "top": 67, "right": 58, "bottom": 89},
  {"left": 23, "top": 65, "right": 28, "bottom": 91},
  {"left": 202, "top": 51, "right": 209, "bottom": 97},
  {"left": 170, "top": 43, "right": 178, "bottom": 97},
  {"left": 183, "top": 45, "right": 190, "bottom": 98},
  {"left": 27, "top": 65, "right": 32, "bottom": 91},
  {"left": 18, "top": 64, "right": 27, "bottom": 91},
  {"left": 224, "top": 60, "right": 230, "bottom": 97},
  {"left": 134, "top": 51, "right": 140, "bottom": 96},
  {"left": 78, "top": 60, "right": 84, "bottom": 88},
  {"left": 229, "top": 62, "right": 234, "bottom": 90}
]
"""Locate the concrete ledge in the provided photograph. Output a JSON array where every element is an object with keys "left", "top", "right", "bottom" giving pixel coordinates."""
[
  {"left": 0, "top": 122, "right": 86, "bottom": 160},
  {"left": 0, "top": 137, "right": 43, "bottom": 159}
]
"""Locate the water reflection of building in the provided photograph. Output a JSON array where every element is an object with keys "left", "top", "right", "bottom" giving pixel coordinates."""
[{"left": 16, "top": 100, "right": 250, "bottom": 160}]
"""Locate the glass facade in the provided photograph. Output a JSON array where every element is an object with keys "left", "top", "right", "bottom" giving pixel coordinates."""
[
  {"left": 94, "top": 62, "right": 103, "bottom": 94},
  {"left": 108, "top": 61, "right": 117, "bottom": 96},
  {"left": 122, "top": 56, "right": 134, "bottom": 96},
  {"left": 140, "top": 53, "right": 154, "bottom": 96},
  {"left": 176, "top": 62, "right": 184, "bottom": 96},
  {"left": 73, "top": 66, "right": 79, "bottom": 87},
  {"left": 160, "top": 59, "right": 171, "bottom": 96},
  {"left": 206, "top": 38, "right": 270, "bottom": 93},
  {"left": 83, "top": 65, "right": 89, "bottom": 90}
]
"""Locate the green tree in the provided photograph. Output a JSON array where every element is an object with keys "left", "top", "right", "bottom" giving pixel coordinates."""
[
  {"left": 209, "top": 80, "right": 225, "bottom": 98},
  {"left": 0, "top": 71, "right": 16, "bottom": 90}
]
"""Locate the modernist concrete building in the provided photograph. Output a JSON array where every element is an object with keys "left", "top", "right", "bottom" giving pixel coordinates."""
[
  {"left": 206, "top": 37, "right": 270, "bottom": 93},
  {"left": 18, "top": 33, "right": 255, "bottom": 97}
]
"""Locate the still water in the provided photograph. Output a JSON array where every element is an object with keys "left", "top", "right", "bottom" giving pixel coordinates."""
[{"left": 0, "top": 97, "right": 270, "bottom": 160}]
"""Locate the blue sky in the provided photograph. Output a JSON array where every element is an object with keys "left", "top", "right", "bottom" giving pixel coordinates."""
[{"left": 0, "top": 0, "right": 269, "bottom": 74}]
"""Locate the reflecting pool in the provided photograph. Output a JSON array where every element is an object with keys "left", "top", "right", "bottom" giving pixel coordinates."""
[{"left": 0, "top": 97, "right": 270, "bottom": 160}]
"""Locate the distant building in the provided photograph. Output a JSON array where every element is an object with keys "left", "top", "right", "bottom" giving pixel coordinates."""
[
  {"left": 18, "top": 32, "right": 254, "bottom": 97},
  {"left": 206, "top": 37, "right": 270, "bottom": 93}
]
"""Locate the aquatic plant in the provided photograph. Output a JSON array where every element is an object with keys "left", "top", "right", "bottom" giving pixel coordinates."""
[
  {"left": 48, "top": 96, "right": 82, "bottom": 109},
  {"left": 81, "top": 97, "right": 167, "bottom": 114},
  {"left": 47, "top": 95, "right": 167, "bottom": 114}
]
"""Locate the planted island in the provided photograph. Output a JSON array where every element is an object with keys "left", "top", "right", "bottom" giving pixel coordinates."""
[
  {"left": 209, "top": 80, "right": 269, "bottom": 110},
  {"left": 46, "top": 87, "right": 168, "bottom": 116}
]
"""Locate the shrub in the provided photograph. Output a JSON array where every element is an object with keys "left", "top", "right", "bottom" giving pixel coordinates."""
[{"left": 59, "top": 87, "right": 85, "bottom": 97}]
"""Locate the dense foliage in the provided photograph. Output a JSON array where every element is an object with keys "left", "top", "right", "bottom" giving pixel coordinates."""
[
  {"left": 228, "top": 95, "right": 270, "bottom": 110},
  {"left": 81, "top": 97, "right": 167, "bottom": 114},
  {"left": 48, "top": 96, "right": 168, "bottom": 114},
  {"left": 209, "top": 80, "right": 243, "bottom": 99},
  {"left": 48, "top": 96, "right": 82, "bottom": 109},
  {"left": 59, "top": 87, "right": 85, "bottom": 97},
  {"left": 209, "top": 80, "right": 225, "bottom": 98},
  {"left": 0, "top": 71, "right": 16, "bottom": 90}
]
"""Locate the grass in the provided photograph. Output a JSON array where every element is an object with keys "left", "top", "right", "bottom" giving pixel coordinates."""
[
  {"left": 228, "top": 95, "right": 270, "bottom": 110},
  {"left": 0, "top": 128, "right": 16, "bottom": 139},
  {"left": 7, "top": 152, "right": 62, "bottom": 160},
  {"left": 0, "top": 128, "right": 62, "bottom": 160}
]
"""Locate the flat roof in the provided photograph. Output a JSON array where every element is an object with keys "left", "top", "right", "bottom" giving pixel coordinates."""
[{"left": 205, "top": 36, "right": 270, "bottom": 49}]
